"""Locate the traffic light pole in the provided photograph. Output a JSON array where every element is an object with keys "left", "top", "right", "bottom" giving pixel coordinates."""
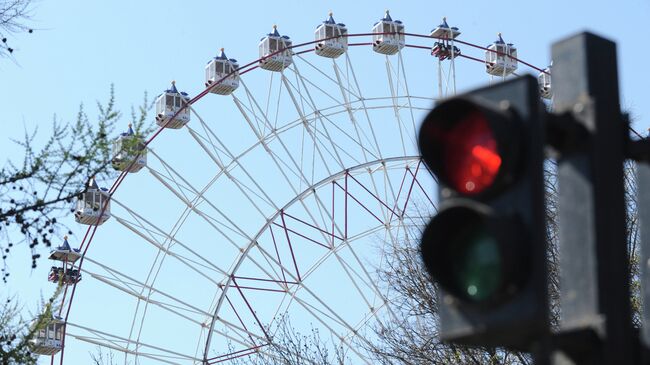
[{"left": 551, "top": 33, "right": 635, "bottom": 364}]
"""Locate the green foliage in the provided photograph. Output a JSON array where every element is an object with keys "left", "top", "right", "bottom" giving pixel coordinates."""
[
  {"left": 0, "top": 284, "right": 62, "bottom": 365},
  {"left": 0, "top": 86, "right": 153, "bottom": 281}
]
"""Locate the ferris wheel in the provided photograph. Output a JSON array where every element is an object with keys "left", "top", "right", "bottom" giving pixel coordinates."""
[{"left": 32, "top": 10, "right": 553, "bottom": 365}]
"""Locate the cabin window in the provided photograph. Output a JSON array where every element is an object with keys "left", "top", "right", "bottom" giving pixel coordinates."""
[
  {"left": 396, "top": 25, "right": 404, "bottom": 40},
  {"left": 166, "top": 95, "right": 174, "bottom": 108},
  {"left": 268, "top": 38, "right": 278, "bottom": 52},
  {"left": 83, "top": 192, "right": 95, "bottom": 210},
  {"left": 135, "top": 141, "right": 145, "bottom": 152},
  {"left": 325, "top": 26, "right": 334, "bottom": 37},
  {"left": 215, "top": 62, "right": 224, "bottom": 74},
  {"left": 113, "top": 139, "right": 123, "bottom": 154}
]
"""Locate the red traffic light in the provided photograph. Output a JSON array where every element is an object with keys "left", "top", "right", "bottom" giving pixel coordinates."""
[
  {"left": 418, "top": 98, "right": 521, "bottom": 196},
  {"left": 442, "top": 111, "right": 501, "bottom": 194}
]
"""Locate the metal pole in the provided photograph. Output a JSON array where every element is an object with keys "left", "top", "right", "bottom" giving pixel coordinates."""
[{"left": 552, "top": 32, "right": 634, "bottom": 364}]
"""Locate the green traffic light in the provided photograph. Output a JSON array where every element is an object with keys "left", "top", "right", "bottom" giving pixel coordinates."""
[
  {"left": 452, "top": 230, "right": 502, "bottom": 302},
  {"left": 421, "top": 204, "right": 527, "bottom": 305}
]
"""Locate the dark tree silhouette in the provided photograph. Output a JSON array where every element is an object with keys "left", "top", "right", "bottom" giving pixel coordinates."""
[{"left": 0, "top": 0, "right": 35, "bottom": 57}]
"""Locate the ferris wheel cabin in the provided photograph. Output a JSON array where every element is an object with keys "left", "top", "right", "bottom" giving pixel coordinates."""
[
  {"left": 48, "top": 235, "right": 81, "bottom": 263},
  {"left": 430, "top": 17, "right": 461, "bottom": 61},
  {"left": 430, "top": 17, "right": 460, "bottom": 40},
  {"left": 539, "top": 64, "right": 552, "bottom": 99},
  {"left": 112, "top": 124, "right": 146, "bottom": 173},
  {"left": 155, "top": 81, "right": 191, "bottom": 129},
  {"left": 74, "top": 177, "right": 111, "bottom": 226},
  {"left": 372, "top": 10, "right": 405, "bottom": 55},
  {"left": 314, "top": 12, "right": 348, "bottom": 59},
  {"left": 259, "top": 25, "right": 293, "bottom": 72},
  {"left": 485, "top": 33, "right": 518, "bottom": 76},
  {"left": 205, "top": 48, "right": 240, "bottom": 95},
  {"left": 30, "top": 316, "right": 65, "bottom": 355}
]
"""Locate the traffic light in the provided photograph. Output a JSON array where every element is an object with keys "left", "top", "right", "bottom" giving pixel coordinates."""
[{"left": 418, "top": 75, "right": 548, "bottom": 349}]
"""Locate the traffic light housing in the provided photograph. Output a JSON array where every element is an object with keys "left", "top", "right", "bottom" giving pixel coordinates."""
[{"left": 418, "top": 75, "right": 548, "bottom": 349}]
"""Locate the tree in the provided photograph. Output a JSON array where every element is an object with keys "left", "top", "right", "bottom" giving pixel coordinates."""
[
  {"left": 0, "top": 0, "right": 35, "bottom": 57},
  {"left": 0, "top": 87, "right": 152, "bottom": 364},
  {"left": 363, "top": 201, "right": 532, "bottom": 365},
  {"left": 362, "top": 160, "right": 641, "bottom": 365},
  {"left": 0, "top": 86, "right": 152, "bottom": 281},
  {"left": 90, "top": 347, "right": 124, "bottom": 365},
  {"left": 228, "top": 316, "right": 349, "bottom": 365},
  {"left": 0, "top": 285, "right": 62, "bottom": 365}
]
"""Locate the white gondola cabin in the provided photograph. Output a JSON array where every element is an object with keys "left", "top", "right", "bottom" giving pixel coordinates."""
[
  {"left": 48, "top": 235, "right": 81, "bottom": 263},
  {"left": 112, "top": 123, "right": 146, "bottom": 173},
  {"left": 205, "top": 48, "right": 240, "bottom": 95},
  {"left": 315, "top": 12, "right": 348, "bottom": 58},
  {"left": 155, "top": 81, "right": 191, "bottom": 129},
  {"left": 485, "top": 33, "right": 518, "bottom": 77},
  {"left": 74, "top": 177, "right": 110, "bottom": 226},
  {"left": 259, "top": 25, "right": 293, "bottom": 72},
  {"left": 430, "top": 17, "right": 460, "bottom": 40},
  {"left": 30, "top": 316, "right": 65, "bottom": 355},
  {"left": 372, "top": 10, "right": 405, "bottom": 55},
  {"left": 430, "top": 17, "right": 461, "bottom": 60},
  {"left": 539, "top": 64, "right": 552, "bottom": 99}
]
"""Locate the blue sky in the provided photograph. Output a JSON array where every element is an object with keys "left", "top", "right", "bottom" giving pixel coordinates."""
[
  {"left": 2, "top": 0, "right": 649, "bottom": 364},
  {"left": 2, "top": 0, "right": 649, "bottom": 137},
  {"left": 2, "top": 0, "right": 648, "bottom": 140}
]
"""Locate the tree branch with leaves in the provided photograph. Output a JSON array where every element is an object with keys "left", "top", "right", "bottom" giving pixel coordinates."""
[{"left": 0, "top": 86, "right": 153, "bottom": 281}]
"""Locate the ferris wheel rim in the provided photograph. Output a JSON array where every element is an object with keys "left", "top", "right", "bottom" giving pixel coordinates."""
[
  {"left": 201, "top": 155, "right": 422, "bottom": 358},
  {"left": 57, "top": 30, "right": 549, "bottom": 365}
]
